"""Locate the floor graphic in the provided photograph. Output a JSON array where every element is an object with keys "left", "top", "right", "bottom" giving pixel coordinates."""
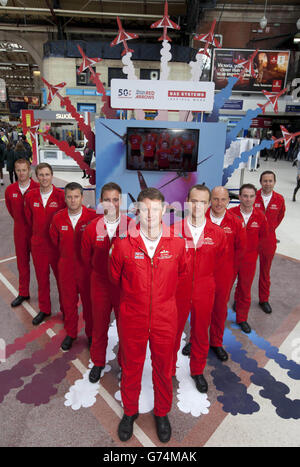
[{"left": 1, "top": 308, "right": 300, "bottom": 428}]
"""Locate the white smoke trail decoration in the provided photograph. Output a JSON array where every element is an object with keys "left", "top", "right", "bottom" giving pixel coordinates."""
[
  {"left": 64, "top": 320, "right": 210, "bottom": 418},
  {"left": 175, "top": 333, "right": 211, "bottom": 416},
  {"left": 114, "top": 332, "right": 210, "bottom": 417},
  {"left": 189, "top": 50, "right": 205, "bottom": 82},
  {"left": 122, "top": 52, "right": 138, "bottom": 80},
  {"left": 160, "top": 40, "right": 172, "bottom": 80},
  {"left": 64, "top": 320, "right": 119, "bottom": 410}
]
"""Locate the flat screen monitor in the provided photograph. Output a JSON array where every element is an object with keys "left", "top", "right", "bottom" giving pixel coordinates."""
[{"left": 126, "top": 127, "right": 199, "bottom": 172}]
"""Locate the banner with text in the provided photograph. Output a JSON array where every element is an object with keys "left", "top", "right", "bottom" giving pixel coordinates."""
[{"left": 111, "top": 79, "right": 215, "bottom": 112}]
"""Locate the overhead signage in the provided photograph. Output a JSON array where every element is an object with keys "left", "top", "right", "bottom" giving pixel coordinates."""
[
  {"left": 285, "top": 105, "right": 300, "bottom": 113},
  {"left": 56, "top": 113, "right": 75, "bottom": 119},
  {"left": 34, "top": 110, "right": 82, "bottom": 120},
  {"left": 221, "top": 99, "right": 244, "bottom": 110},
  {"left": 111, "top": 79, "right": 215, "bottom": 111},
  {"left": 250, "top": 117, "right": 272, "bottom": 128}
]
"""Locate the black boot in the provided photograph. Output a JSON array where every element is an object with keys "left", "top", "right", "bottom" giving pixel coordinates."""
[
  {"left": 11, "top": 295, "right": 30, "bottom": 307},
  {"left": 61, "top": 335, "right": 75, "bottom": 351},
  {"left": 154, "top": 415, "right": 171, "bottom": 443},
  {"left": 238, "top": 321, "right": 252, "bottom": 333},
  {"left": 182, "top": 342, "right": 191, "bottom": 356},
  {"left": 191, "top": 374, "right": 208, "bottom": 393},
  {"left": 259, "top": 301, "right": 272, "bottom": 314},
  {"left": 210, "top": 346, "right": 229, "bottom": 361},
  {"left": 118, "top": 413, "right": 139, "bottom": 441},
  {"left": 89, "top": 365, "right": 104, "bottom": 383},
  {"left": 32, "top": 311, "right": 48, "bottom": 325}
]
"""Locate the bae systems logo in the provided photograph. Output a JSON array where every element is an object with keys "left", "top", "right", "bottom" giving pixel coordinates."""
[{"left": 168, "top": 90, "right": 206, "bottom": 100}]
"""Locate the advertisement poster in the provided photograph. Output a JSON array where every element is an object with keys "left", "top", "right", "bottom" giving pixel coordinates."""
[
  {"left": 211, "top": 48, "right": 290, "bottom": 93},
  {"left": 21, "top": 109, "right": 38, "bottom": 165}
]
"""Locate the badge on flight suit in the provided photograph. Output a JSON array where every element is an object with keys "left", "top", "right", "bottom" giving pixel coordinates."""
[{"left": 134, "top": 252, "right": 144, "bottom": 259}]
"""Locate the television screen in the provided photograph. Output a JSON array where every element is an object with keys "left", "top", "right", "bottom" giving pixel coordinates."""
[{"left": 126, "top": 127, "right": 199, "bottom": 172}]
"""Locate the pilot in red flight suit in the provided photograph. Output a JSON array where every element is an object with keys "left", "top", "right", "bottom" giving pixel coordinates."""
[
  {"left": 109, "top": 188, "right": 187, "bottom": 444},
  {"left": 173, "top": 185, "right": 227, "bottom": 394},
  {"left": 230, "top": 183, "right": 268, "bottom": 333},
  {"left": 5, "top": 158, "right": 39, "bottom": 307},
  {"left": 170, "top": 137, "right": 182, "bottom": 169},
  {"left": 207, "top": 186, "right": 246, "bottom": 359},
  {"left": 156, "top": 141, "right": 171, "bottom": 169},
  {"left": 181, "top": 134, "right": 195, "bottom": 171},
  {"left": 142, "top": 134, "right": 156, "bottom": 169},
  {"left": 254, "top": 171, "right": 285, "bottom": 314},
  {"left": 81, "top": 182, "right": 132, "bottom": 384},
  {"left": 50, "top": 182, "right": 98, "bottom": 351},
  {"left": 129, "top": 132, "right": 142, "bottom": 167},
  {"left": 24, "top": 162, "right": 66, "bottom": 326}
]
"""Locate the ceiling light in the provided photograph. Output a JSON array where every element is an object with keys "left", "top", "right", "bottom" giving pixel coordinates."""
[
  {"left": 294, "top": 32, "right": 300, "bottom": 44},
  {"left": 260, "top": 16, "right": 267, "bottom": 29},
  {"left": 259, "top": 0, "right": 268, "bottom": 29}
]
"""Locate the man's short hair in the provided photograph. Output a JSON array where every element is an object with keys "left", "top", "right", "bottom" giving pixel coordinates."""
[
  {"left": 64, "top": 182, "right": 83, "bottom": 195},
  {"left": 187, "top": 184, "right": 211, "bottom": 201},
  {"left": 35, "top": 162, "right": 53, "bottom": 176},
  {"left": 14, "top": 158, "right": 31, "bottom": 169},
  {"left": 100, "top": 182, "right": 122, "bottom": 200},
  {"left": 259, "top": 170, "right": 276, "bottom": 182},
  {"left": 137, "top": 187, "right": 165, "bottom": 203},
  {"left": 211, "top": 186, "right": 229, "bottom": 198},
  {"left": 239, "top": 183, "right": 257, "bottom": 195}
]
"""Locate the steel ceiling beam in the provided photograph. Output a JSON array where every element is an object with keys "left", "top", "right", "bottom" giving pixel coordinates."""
[{"left": 0, "top": 5, "right": 162, "bottom": 20}]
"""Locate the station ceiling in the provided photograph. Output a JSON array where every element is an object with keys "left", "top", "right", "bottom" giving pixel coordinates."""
[{"left": 0, "top": 0, "right": 299, "bottom": 100}]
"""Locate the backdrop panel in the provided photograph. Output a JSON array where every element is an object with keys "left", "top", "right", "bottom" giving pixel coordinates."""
[{"left": 95, "top": 119, "right": 226, "bottom": 211}]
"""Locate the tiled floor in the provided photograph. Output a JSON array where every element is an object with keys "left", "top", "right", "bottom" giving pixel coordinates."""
[{"left": 0, "top": 157, "right": 299, "bottom": 448}]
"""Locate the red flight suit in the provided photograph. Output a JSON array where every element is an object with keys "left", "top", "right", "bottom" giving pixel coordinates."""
[
  {"left": 206, "top": 208, "right": 247, "bottom": 347},
  {"left": 254, "top": 189, "right": 285, "bottom": 302},
  {"left": 230, "top": 206, "right": 268, "bottom": 323},
  {"left": 49, "top": 206, "right": 98, "bottom": 339},
  {"left": 5, "top": 179, "right": 39, "bottom": 297},
  {"left": 173, "top": 218, "right": 227, "bottom": 376},
  {"left": 81, "top": 214, "right": 132, "bottom": 368},
  {"left": 109, "top": 225, "right": 187, "bottom": 417},
  {"left": 24, "top": 186, "right": 66, "bottom": 316},
  {"left": 142, "top": 140, "right": 156, "bottom": 159}
]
